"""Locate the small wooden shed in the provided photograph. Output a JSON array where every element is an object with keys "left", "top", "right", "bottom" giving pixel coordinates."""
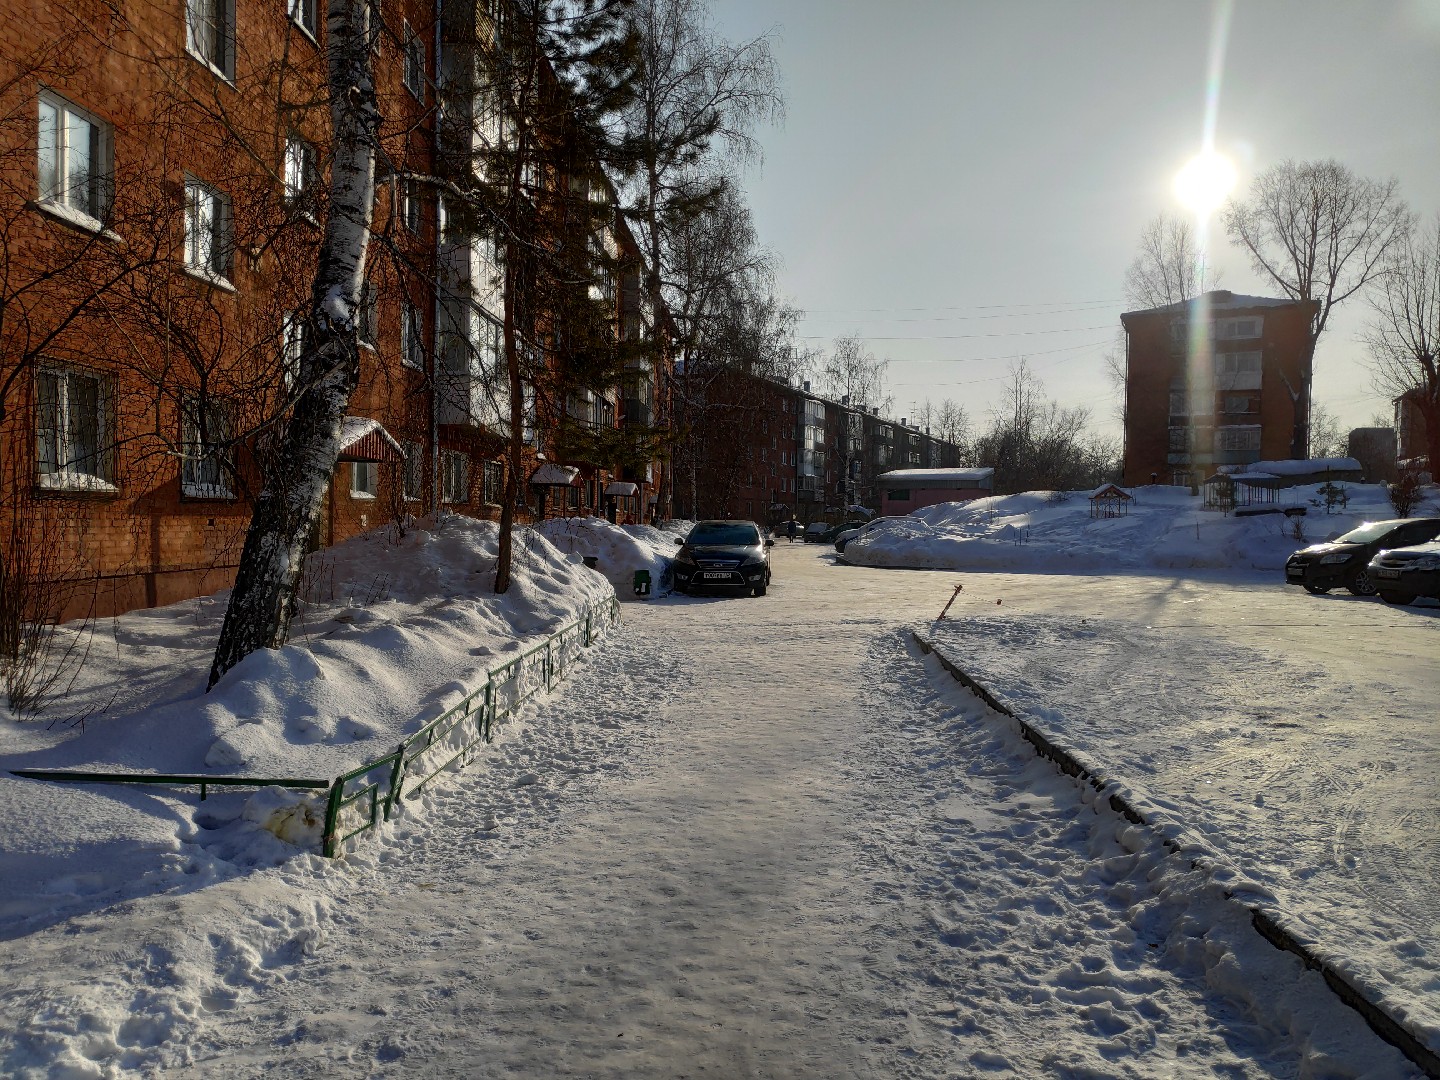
[{"left": 1088, "top": 483, "right": 1133, "bottom": 519}]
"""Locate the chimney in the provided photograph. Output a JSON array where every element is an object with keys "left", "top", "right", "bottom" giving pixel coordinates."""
[
  {"left": 802, "top": 380, "right": 810, "bottom": 392},
  {"left": 901, "top": 417, "right": 908, "bottom": 427}
]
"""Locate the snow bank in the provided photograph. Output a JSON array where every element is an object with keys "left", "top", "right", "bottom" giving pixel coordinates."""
[
  {"left": 535, "top": 516, "right": 675, "bottom": 597},
  {"left": 0, "top": 516, "right": 616, "bottom": 935},
  {"left": 844, "top": 482, "right": 1431, "bottom": 574}
]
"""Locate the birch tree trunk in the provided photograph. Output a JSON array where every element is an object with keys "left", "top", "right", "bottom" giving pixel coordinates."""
[{"left": 208, "top": 0, "right": 380, "bottom": 688}]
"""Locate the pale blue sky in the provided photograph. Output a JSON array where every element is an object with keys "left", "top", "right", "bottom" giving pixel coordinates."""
[{"left": 708, "top": 0, "right": 1440, "bottom": 439}]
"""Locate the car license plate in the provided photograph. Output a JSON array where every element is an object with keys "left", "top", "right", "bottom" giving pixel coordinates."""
[
  {"left": 702, "top": 571, "right": 732, "bottom": 580},
  {"left": 1376, "top": 568, "right": 1401, "bottom": 578}
]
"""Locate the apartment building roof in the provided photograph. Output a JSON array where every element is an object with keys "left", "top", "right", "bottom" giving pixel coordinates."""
[{"left": 1120, "top": 290, "right": 1312, "bottom": 323}]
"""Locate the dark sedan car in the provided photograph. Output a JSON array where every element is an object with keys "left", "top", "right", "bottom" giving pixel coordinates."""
[
  {"left": 1284, "top": 517, "right": 1440, "bottom": 596},
  {"left": 672, "top": 520, "right": 773, "bottom": 597},
  {"left": 1368, "top": 542, "right": 1440, "bottom": 606}
]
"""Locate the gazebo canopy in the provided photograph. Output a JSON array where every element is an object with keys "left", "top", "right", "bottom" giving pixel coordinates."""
[{"left": 1088, "top": 483, "right": 1132, "bottom": 518}]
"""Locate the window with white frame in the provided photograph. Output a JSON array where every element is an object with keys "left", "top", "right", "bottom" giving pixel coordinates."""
[
  {"left": 1215, "top": 316, "right": 1262, "bottom": 340},
  {"left": 401, "top": 179, "right": 421, "bottom": 233},
  {"left": 288, "top": 0, "right": 317, "bottom": 36},
  {"left": 184, "top": 177, "right": 231, "bottom": 281},
  {"left": 401, "top": 440, "right": 424, "bottom": 501},
  {"left": 180, "top": 396, "right": 232, "bottom": 498},
  {"left": 1215, "top": 426, "right": 1261, "bottom": 453},
  {"left": 186, "top": 0, "right": 235, "bottom": 79},
  {"left": 36, "top": 367, "right": 111, "bottom": 490},
  {"left": 401, "top": 303, "right": 424, "bottom": 368},
  {"left": 280, "top": 309, "right": 307, "bottom": 387},
  {"left": 351, "top": 460, "right": 379, "bottom": 498},
  {"left": 1215, "top": 351, "right": 1262, "bottom": 376},
  {"left": 481, "top": 460, "right": 503, "bottom": 504},
  {"left": 283, "top": 133, "right": 317, "bottom": 205},
  {"left": 37, "top": 92, "right": 111, "bottom": 226},
  {"left": 403, "top": 21, "right": 426, "bottom": 98},
  {"left": 441, "top": 449, "right": 468, "bottom": 503}
]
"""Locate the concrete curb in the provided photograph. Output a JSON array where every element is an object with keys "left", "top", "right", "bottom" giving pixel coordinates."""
[{"left": 912, "top": 630, "right": 1440, "bottom": 1079}]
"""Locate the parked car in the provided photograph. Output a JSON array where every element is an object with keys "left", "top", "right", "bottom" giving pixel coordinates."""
[
  {"left": 1284, "top": 517, "right": 1440, "bottom": 596},
  {"left": 671, "top": 519, "right": 773, "bottom": 597},
  {"left": 802, "top": 521, "right": 833, "bottom": 543},
  {"left": 1368, "top": 541, "right": 1440, "bottom": 606},
  {"left": 834, "top": 519, "right": 883, "bottom": 553}
]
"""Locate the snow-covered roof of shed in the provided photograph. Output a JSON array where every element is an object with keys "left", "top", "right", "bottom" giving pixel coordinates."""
[
  {"left": 339, "top": 416, "right": 402, "bottom": 453},
  {"left": 1249, "top": 457, "right": 1362, "bottom": 476},
  {"left": 877, "top": 468, "right": 994, "bottom": 487},
  {"left": 530, "top": 463, "right": 582, "bottom": 486}
]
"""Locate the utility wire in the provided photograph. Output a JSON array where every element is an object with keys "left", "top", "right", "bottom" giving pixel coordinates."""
[{"left": 797, "top": 324, "right": 1115, "bottom": 342}]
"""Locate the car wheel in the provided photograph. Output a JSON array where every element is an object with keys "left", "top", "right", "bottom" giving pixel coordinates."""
[
  {"left": 1345, "top": 569, "right": 1378, "bottom": 596},
  {"left": 1378, "top": 590, "right": 1417, "bottom": 606},
  {"left": 1303, "top": 584, "right": 1331, "bottom": 595}
]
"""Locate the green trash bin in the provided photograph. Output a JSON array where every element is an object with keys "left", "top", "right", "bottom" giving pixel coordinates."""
[{"left": 633, "top": 569, "right": 651, "bottom": 597}]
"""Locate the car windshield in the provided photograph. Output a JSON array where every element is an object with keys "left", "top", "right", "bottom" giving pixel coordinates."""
[
  {"left": 1335, "top": 521, "right": 1397, "bottom": 545},
  {"left": 688, "top": 523, "right": 760, "bottom": 546}
]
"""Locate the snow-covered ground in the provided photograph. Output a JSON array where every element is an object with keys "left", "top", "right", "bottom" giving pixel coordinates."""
[
  {"left": 1, "top": 488, "right": 1436, "bottom": 1076},
  {"left": 842, "top": 482, "right": 1423, "bottom": 575},
  {"left": 0, "top": 516, "right": 615, "bottom": 938},
  {"left": 534, "top": 517, "right": 682, "bottom": 597},
  {"left": 0, "top": 544, "right": 1422, "bottom": 1077}
]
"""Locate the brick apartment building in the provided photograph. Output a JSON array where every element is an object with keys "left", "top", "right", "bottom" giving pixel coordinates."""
[
  {"left": 0, "top": 0, "right": 669, "bottom": 619},
  {"left": 676, "top": 372, "right": 964, "bottom": 526},
  {"left": 1395, "top": 389, "right": 1434, "bottom": 477},
  {"left": 1119, "top": 291, "right": 1318, "bottom": 487}
]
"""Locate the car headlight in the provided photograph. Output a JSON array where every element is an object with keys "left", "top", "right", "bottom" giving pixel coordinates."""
[
  {"left": 1407, "top": 555, "right": 1440, "bottom": 571},
  {"left": 1318, "top": 553, "right": 1352, "bottom": 565},
  {"left": 674, "top": 551, "right": 697, "bottom": 567}
]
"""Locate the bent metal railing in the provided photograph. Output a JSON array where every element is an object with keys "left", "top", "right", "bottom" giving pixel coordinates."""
[
  {"left": 320, "top": 596, "right": 619, "bottom": 856},
  {"left": 8, "top": 597, "right": 620, "bottom": 860}
]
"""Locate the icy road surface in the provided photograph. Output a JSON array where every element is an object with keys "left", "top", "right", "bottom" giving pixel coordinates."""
[{"left": 0, "top": 543, "right": 1428, "bottom": 1077}]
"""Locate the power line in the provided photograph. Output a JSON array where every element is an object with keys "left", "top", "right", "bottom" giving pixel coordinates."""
[
  {"left": 799, "top": 297, "right": 1124, "bottom": 314},
  {"left": 798, "top": 303, "right": 1126, "bottom": 326},
  {"left": 796, "top": 324, "right": 1115, "bottom": 342},
  {"left": 888, "top": 339, "right": 1113, "bottom": 365}
]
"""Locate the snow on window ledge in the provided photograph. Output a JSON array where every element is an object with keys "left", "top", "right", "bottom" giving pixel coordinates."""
[
  {"left": 181, "top": 483, "right": 235, "bottom": 500},
  {"left": 182, "top": 265, "right": 236, "bottom": 292},
  {"left": 185, "top": 46, "right": 235, "bottom": 86},
  {"left": 34, "top": 199, "right": 122, "bottom": 243},
  {"left": 350, "top": 490, "right": 377, "bottom": 501},
  {"left": 38, "top": 471, "right": 118, "bottom": 495}
]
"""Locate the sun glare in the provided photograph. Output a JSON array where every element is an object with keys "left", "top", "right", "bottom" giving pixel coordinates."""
[{"left": 1173, "top": 151, "right": 1238, "bottom": 215}]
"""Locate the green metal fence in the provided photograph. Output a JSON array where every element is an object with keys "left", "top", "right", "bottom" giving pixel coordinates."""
[
  {"left": 320, "top": 596, "right": 620, "bottom": 856},
  {"left": 8, "top": 597, "right": 620, "bottom": 860}
]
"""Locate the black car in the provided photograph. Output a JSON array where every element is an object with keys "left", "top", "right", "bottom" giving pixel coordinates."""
[
  {"left": 1285, "top": 517, "right": 1440, "bottom": 596},
  {"left": 1368, "top": 541, "right": 1440, "bottom": 606},
  {"left": 672, "top": 519, "right": 773, "bottom": 597}
]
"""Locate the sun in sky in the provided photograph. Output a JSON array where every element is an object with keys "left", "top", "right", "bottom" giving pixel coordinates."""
[{"left": 1173, "top": 150, "right": 1238, "bottom": 215}]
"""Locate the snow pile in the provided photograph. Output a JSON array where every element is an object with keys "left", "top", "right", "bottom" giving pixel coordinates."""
[
  {"left": 0, "top": 515, "right": 616, "bottom": 934},
  {"left": 843, "top": 482, "right": 1431, "bottom": 574},
  {"left": 535, "top": 516, "right": 675, "bottom": 597}
]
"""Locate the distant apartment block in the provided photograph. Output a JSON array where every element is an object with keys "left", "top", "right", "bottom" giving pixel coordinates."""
[
  {"left": 1119, "top": 291, "right": 1318, "bottom": 487},
  {"left": 675, "top": 373, "right": 964, "bottom": 525}
]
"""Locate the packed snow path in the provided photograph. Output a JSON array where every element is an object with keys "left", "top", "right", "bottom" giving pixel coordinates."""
[{"left": 0, "top": 544, "right": 1425, "bottom": 1076}]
